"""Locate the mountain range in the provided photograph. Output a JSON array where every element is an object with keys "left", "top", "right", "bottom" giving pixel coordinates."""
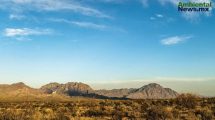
[{"left": 0, "top": 82, "right": 178, "bottom": 101}]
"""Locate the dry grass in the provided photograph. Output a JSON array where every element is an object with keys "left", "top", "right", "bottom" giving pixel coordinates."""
[{"left": 0, "top": 95, "right": 214, "bottom": 120}]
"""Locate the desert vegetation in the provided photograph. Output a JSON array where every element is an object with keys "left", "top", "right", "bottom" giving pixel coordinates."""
[{"left": 0, "top": 94, "right": 214, "bottom": 120}]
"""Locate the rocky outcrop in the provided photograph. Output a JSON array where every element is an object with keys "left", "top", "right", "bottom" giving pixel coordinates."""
[
  {"left": 96, "top": 83, "right": 178, "bottom": 99},
  {"left": 40, "top": 82, "right": 94, "bottom": 96},
  {"left": 126, "top": 83, "right": 178, "bottom": 99}
]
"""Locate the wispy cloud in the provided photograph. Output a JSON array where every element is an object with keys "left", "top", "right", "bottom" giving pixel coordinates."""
[
  {"left": 160, "top": 35, "right": 192, "bottom": 45},
  {"left": 0, "top": 0, "right": 111, "bottom": 19},
  {"left": 150, "top": 13, "right": 164, "bottom": 20},
  {"left": 15, "top": 37, "right": 32, "bottom": 42},
  {"left": 3, "top": 28, "right": 52, "bottom": 37},
  {"left": 71, "top": 21, "right": 108, "bottom": 30},
  {"left": 9, "top": 14, "right": 26, "bottom": 20},
  {"left": 154, "top": 77, "right": 215, "bottom": 82},
  {"left": 90, "top": 77, "right": 215, "bottom": 84},
  {"left": 49, "top": 18, "right": 108, "bottom": 30},
  {"left": 156, "top": 14, "right": 163, "bottom": 18}
]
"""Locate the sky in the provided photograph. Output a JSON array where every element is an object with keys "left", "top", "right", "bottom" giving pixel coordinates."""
[{"left": 0, "top": 0, "right": 214, "bottom": 95}]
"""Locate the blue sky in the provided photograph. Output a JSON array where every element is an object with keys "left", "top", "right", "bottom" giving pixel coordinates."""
[{"left": 0, "top": 0, "right": 214, "bottom": 94}]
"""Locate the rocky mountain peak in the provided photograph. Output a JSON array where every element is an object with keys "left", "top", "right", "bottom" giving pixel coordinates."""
[
  {"left": 40, "top": 82, "right": 94, "bottom": 95},
  {"left": 138, "top": 83, "right": 162, "bottom": 91},
  {"left": 147, "top": 83, "right": 161, "bottom": 87},
  {"left": 126, "top": 83, "right": 178, "bottom": 99}
]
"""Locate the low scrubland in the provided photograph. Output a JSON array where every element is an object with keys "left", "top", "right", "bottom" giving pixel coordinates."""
[{"left": 0, "top": 94, "right": 214, "bottom": 120}]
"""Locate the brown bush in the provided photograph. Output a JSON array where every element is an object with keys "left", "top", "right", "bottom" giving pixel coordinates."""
[
  {"left": 195, "top": 108, "right": 213, "bottom": 120},
  {"left": 172, "top": 108, "right": 180, "bottom": 119},
  {"left": 83, "top": 109, "right": 105, "bottom": 117},
  {"left": 146, "top": 106, "right": 173, "bottom": 120},
  {"left": 175, "top": 93, "right": 199, "bottom": 109}
]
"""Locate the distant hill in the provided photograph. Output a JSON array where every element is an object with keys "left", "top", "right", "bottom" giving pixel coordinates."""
[
  {"left": 96, "top": 83, "right": 178, "bottom": 99},
  {"left": 41, "top": 82, "right": 178, "bottom": 99},
  {"left": 0, "top": 82, "right": 70, "bottom": 102},
  {"left": 0, "top": 82, "right": 179, "bottom": 101},
  {"left": 0, "top": 82, "right": 41, "bottom": 99},
  {"left": 126, "top": 83, "right": 178, "bottom": 99},
  {"left": 40, "top": 82, "right": 94, "bottom": 96}
]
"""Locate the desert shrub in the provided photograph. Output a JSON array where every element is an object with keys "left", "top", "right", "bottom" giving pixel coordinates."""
[
  {"left": 195, "top": 108, "right": 213, "bottom": 120},
  {"left": 128, "top": 111, "right": 142, "bottom": 118},
  {"left": 175, "top": 93, "right": 199, "bottom": 109},
  {"left": 70, "top": 106, "right": 78, "bottom": 117},
  {"left": 131, "top": 101, "right": 141, "bottom": 111},
  {"left": 111, "top": 111, "right": 124, "bottom": 120},
  {"left": 140, "top": 102, "right": 150, "bottom": 114},
  {"left": 32, "top": 111, "right": 43, "bottom": 120},
  {"left": 0, "top": 109, "right": 32, "bottom": 120},
  {"left": 83, "top": 109, "right": 105, "bottom": 117},
  {"left": 55, "top": 113, "right": 70, "bottom": 120},
  {"left": 41, "top": 108, "right": 58, "bottom": 120},
  {"left": 186, "top": 112, "right": 198, "bottom": 120},
  {"left": 146, "top": 106, "right": 173, "bottom": 120},
  {"left": 172, "top": 108, "right": 180, "bottom": 119},
  {"left": 212, "top": 107, "right": 215, "bottom": 117}
]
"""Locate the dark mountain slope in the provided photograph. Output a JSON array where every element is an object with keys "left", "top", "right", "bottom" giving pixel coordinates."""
[{"left": 41, "top": 82, "right": 178, "bottom": 99}]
